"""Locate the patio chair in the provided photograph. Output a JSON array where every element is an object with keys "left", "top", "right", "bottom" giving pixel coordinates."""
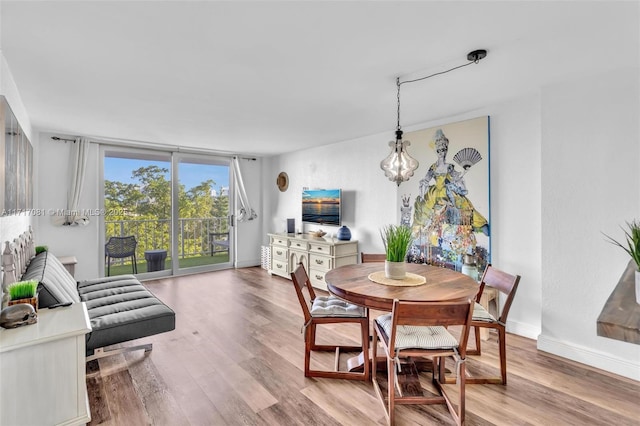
[
  {"left": 105, "top": 236, "right": 138, "bottom": 276},
  {"left": 209, "top": 231, "right": 230, "bottom": 255}
]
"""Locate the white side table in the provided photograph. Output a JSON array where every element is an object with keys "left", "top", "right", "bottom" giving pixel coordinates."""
[
  {"left": 58, "top": 255, "right": 78, "bottom": 277},
  {"left": 0, "top": 302, "right": 92, "bottom": 425}
]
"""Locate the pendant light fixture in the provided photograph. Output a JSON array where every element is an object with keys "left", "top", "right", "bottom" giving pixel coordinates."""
[{"left": 380, "top": 49, "right": 488, "bottom": 186}]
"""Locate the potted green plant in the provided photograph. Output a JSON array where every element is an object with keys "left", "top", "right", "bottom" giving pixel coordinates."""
[
  {"left": 380, "top": 224, "right": 413, "bottom": 279},
  {"left": 7, "top": 279, "right": 39, "bottom": 312},
  {"left": 603, "top": 220, "right": 640, "bottom": 304}
]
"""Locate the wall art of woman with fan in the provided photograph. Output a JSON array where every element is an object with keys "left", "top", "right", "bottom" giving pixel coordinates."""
[
  {"left": 403, "top": 120, "right": 491, "bottom": 272},
  {"left": 413, "top": 128, "right": 489, "bottom": 241}
]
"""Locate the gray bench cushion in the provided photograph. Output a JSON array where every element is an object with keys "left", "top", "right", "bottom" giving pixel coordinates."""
[
  {"left": 21, "top": 251, "right": 80, "bottom": 308},
  {"left": 78, "top": 275, "right": 175, "bottom": 352}
]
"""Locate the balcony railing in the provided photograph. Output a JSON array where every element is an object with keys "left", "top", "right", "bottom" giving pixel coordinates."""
[{"left": 105, "top": 217, "right": 228, "bottom": 266}]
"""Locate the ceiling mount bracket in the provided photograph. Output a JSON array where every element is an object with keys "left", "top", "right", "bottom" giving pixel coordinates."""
[{"left": 467, "top": 49, "right": 487, "bottom": 62}]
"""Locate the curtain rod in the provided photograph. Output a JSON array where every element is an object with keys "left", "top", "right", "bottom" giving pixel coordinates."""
[
  {"left": 51, "top": 136, "right": 76, "bottom": 143},
  {"left": 50, "top": 134, "right": 259, "bottom": 160}
]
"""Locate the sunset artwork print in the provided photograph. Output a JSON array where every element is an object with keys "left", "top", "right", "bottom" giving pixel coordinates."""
[{"left": 302, "top": 189, "right": 341, "bottom": 226}]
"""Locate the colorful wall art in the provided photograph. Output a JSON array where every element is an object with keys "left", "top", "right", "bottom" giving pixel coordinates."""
[{"left": 398, "top": 116, "right": 490, "bottom": 275}]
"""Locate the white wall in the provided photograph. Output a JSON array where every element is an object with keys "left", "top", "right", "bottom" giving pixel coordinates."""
[
  {"left": 263, "top": 67, "right": 640, "bottom": 380},
  {"left": 36, "top": 133, "right": 101, "bottom": 280},
  {"left": 262, "top": 133, "right": 399, "bottom": 251},
  {"left": 537, "top": 67, "right": 640, "bottom": 379}
]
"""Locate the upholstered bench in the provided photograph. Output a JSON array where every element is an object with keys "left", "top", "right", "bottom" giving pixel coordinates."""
[{"left": 21, "top": 251, "right": 175, "bottom": 361}]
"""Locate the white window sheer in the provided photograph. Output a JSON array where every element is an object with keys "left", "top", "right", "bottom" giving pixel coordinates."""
[
  {"left": 64, "top": 137, "right": 90, "bottom": 225},
  {"left": 232, "top": 156, "right": 257, "bottom": 222}
]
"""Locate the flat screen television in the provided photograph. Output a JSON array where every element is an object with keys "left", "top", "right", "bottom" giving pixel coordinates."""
[{"left": 302, "top": 189, "right": 341, "bottom": 226}]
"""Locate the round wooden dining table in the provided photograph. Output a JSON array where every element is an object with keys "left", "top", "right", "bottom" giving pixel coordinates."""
[{"left": 325, "top": 262, "right": 479, "bottom": 311}]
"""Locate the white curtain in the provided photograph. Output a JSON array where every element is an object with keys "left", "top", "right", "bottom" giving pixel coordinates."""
[
  {"left": 64, "top": 137, "right": 90, "bottom": 226},
  {"left": 232, "top": 156, "right": 257, "bottom": 222}
]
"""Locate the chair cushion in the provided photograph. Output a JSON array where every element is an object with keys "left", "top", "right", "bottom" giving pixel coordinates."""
[
  {"left": 310, "top": 296, "right": 365, "bottom": 318},
  {"left": 376, "top": 313, "right": 459, "bottom": 350},
  {"left": 472, "top": 302, "right": 496, "bottom": 322},
  {"left": 21, "top": 251, "right": 81, "bottom": 308}
]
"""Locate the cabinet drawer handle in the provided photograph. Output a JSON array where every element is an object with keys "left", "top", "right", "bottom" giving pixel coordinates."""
[
  {"left": 276, "top": 250, "right": 283, "bottom": 255},
  {"left": 276, "top": 263, "right": 283, "bottom": 268},
  {"left": 315, "top": 259, "right": 324, "bottom": 265},
  {"left": 315, "top": 275, "right": 323, "bottom": 280},
  {"left": 317, "top": 247, "right": 323, "bottom": 251}
]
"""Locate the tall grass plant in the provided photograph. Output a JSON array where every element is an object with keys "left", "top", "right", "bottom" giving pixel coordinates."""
[
  {"left": 380, "top": 225, "right": 413, "bottom": 262},
  {"left": 8, "top": 280, "right": 38, "bottom": 300}
]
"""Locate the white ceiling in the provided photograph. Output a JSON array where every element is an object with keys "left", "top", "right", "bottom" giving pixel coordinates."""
[{"left": 1, "top": 1, "right": 638, "bottom": 156}]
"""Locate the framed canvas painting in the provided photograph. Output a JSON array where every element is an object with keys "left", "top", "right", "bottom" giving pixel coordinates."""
[{"left": 397, "top": 116, "right": 491, "bottom": 275}]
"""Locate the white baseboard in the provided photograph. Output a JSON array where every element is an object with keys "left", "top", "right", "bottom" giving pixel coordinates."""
[
  {"left": 235, "top": 258, "right": 261, "bottom": 268},
  {"left": 537, "top": 334, "right": 640, "bottom": 381},
  {"left": 506, "top": 319, "right": 540, "bottom": 340}
]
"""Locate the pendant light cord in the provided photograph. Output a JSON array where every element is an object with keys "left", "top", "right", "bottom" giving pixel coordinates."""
[
  {"left": 398, "top": 59, "right": 476, "bottom": 87},
  {"left": 395, "top": 50, "right": 486, "bottom": 133},
  {"left": 396, "top": 77, "right": 402, "bottom": 131}
]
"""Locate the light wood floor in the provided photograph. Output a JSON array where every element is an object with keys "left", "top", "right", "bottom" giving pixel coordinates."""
[{"left": 86, "top": 267, "right": 640, "bottom": 425}]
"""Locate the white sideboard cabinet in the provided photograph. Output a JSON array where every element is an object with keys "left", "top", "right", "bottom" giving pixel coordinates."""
[
  {"left": 0, "top": 302, "right": 92, "bottom": 426},
  {"left": 268, "top": 233, "right": 358, "bottom": 290}
]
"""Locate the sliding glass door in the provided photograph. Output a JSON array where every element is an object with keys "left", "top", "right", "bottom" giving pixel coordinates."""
[
  {"left": 102, "top": 147, "right": 232, "bottom": 277},
  {"left": 173, "top": 154, "right": 232, "bottom": 274}
]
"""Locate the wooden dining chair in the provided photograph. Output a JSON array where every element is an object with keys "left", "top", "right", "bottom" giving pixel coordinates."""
[
  {"left": 466, "top": 265, "right": 521, "bottom": 385},
  {"left": 372, "top": 299, "right": 474, "bottom": 426},
  {"left": 361, "top": 253, "right": 386, "bottom": 263},
  {"left": 290, "top": 263, "right": 370, "bottom": 381}
]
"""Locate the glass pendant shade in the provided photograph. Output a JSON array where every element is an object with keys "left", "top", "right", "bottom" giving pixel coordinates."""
[{"left": 380, "top": 130, "right": 419, "bottom": 186}]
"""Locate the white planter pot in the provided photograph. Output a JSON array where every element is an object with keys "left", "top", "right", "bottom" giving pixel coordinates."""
[
  {"left": 385, "top": 260, "right": 406, "bottom": 280},
  {"left": 635, "top": 269, "right": 640, "bottom": 305}
]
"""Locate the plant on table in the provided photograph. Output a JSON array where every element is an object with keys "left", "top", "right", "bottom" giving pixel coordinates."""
[
  {"left": 380, "top": 224, "right": 413, "bottom": 262},
  {"left": 8, "top": 280, "right": 38, "bottom": 301},
  {"left": 603, "top": 220, "right": 640, "bottom": 271}
]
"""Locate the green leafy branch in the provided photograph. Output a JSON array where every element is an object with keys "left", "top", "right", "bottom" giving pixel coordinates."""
[{"left": 603, "top": 220, "right": 640, "bottom": 270}]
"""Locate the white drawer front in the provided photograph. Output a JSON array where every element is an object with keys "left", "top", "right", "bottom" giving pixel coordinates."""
[
  {"left": 334, "top": 254, "right": 358, "bottom": 268},
  {"left": 309, "top": 268, "right": 328, "bottom": 291},
  {"left": 270, "top": 236, "right": 289, "bottom": 247},
  {"left": 289, "top": 239, "right": 309, "bottom": 251},
  {"left": 271, "top": 257, "right": 289, "bottom": 275},
  {"left": 309, "top": 253, "right": 333, "bottom": 271},
  {"left": 309, "top": 242, "right": 332, "bottom": 255},
  {"left": 272, "top": 247, "right": 288, "bottom": 261}
]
